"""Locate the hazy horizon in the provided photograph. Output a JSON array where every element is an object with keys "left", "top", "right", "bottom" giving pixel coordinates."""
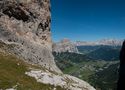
[
  {"left": 53, "top": 38, "right": 124, "bottom": 43},
  {"left": 51, "top": 0, "right": 125, "bottom": 42}
]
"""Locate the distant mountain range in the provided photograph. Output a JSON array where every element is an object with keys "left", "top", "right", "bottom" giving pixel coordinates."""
[
  {"left": 53, "top": 39, "right": 123, "bottom": 54},
  {"left": 75, "top": 39, "right": 123, "bottom": 46}
]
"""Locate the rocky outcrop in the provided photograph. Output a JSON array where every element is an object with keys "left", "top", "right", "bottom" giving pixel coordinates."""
[
  {"left": 26, "top": 70, "right": 96, "bottom": 90},
  {"left": 0, "top": 0, "right": 61, "bottom": 73},
  {"left": 53, "top": 39, "right": 79, "bottom": 53}
]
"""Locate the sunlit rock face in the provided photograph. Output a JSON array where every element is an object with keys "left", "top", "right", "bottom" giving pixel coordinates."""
[
  {"left": 53, "top": 39, "right": 79, "bottom": 53},
  {"left": 0, "top": 0, "right": 51, "bottom": 48},
  {"left": 26, "top": 70, "right": 96, "bottom": 90},
  {"left": 0, "top": 0, "right": 61, "bottom": 73}
]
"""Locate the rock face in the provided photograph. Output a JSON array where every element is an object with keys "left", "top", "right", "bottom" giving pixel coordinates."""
[
  {"left": 0, "top": 0, "right": 61, "bottom": 73},
  {"left": 26, "top": 70, "right": 96, "bottom": 90},
  {"left": 53, "top": 39, "right": 79, "bottom": 53}
]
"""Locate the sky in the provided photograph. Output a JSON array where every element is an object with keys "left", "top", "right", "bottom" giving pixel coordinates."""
[{"left": 51, "top": 0, "right": 125, "bottom": 42}]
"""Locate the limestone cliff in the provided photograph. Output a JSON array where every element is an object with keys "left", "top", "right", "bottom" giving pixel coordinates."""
[{"left": 0, "top": 0, "right": 61, "bottom": 72}]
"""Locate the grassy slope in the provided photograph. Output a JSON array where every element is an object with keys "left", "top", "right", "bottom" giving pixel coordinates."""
[
  {"left": 77, "top": 45, "right": 121, "bottom": 61},
  {"left": 0, "top": 51, "right": 65, "bottom": 90},
  {"left": 89, "top": 63, "right": 119, "bottom": 90},
  {"left": 63, "top": 60, "right": 108, "bottom": 82}
]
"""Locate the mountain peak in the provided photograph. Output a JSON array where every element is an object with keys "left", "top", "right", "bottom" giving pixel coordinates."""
[
  {"left": 60, "top": 38, "right": 71, "bottom": 43},
  {"left": 53, "top": 39, "right": 79, "bottom": 53}
]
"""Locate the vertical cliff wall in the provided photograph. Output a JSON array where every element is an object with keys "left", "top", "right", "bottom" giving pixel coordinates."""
[{"left": 0, "top": 0, "right": 61, "bottom": 73}]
